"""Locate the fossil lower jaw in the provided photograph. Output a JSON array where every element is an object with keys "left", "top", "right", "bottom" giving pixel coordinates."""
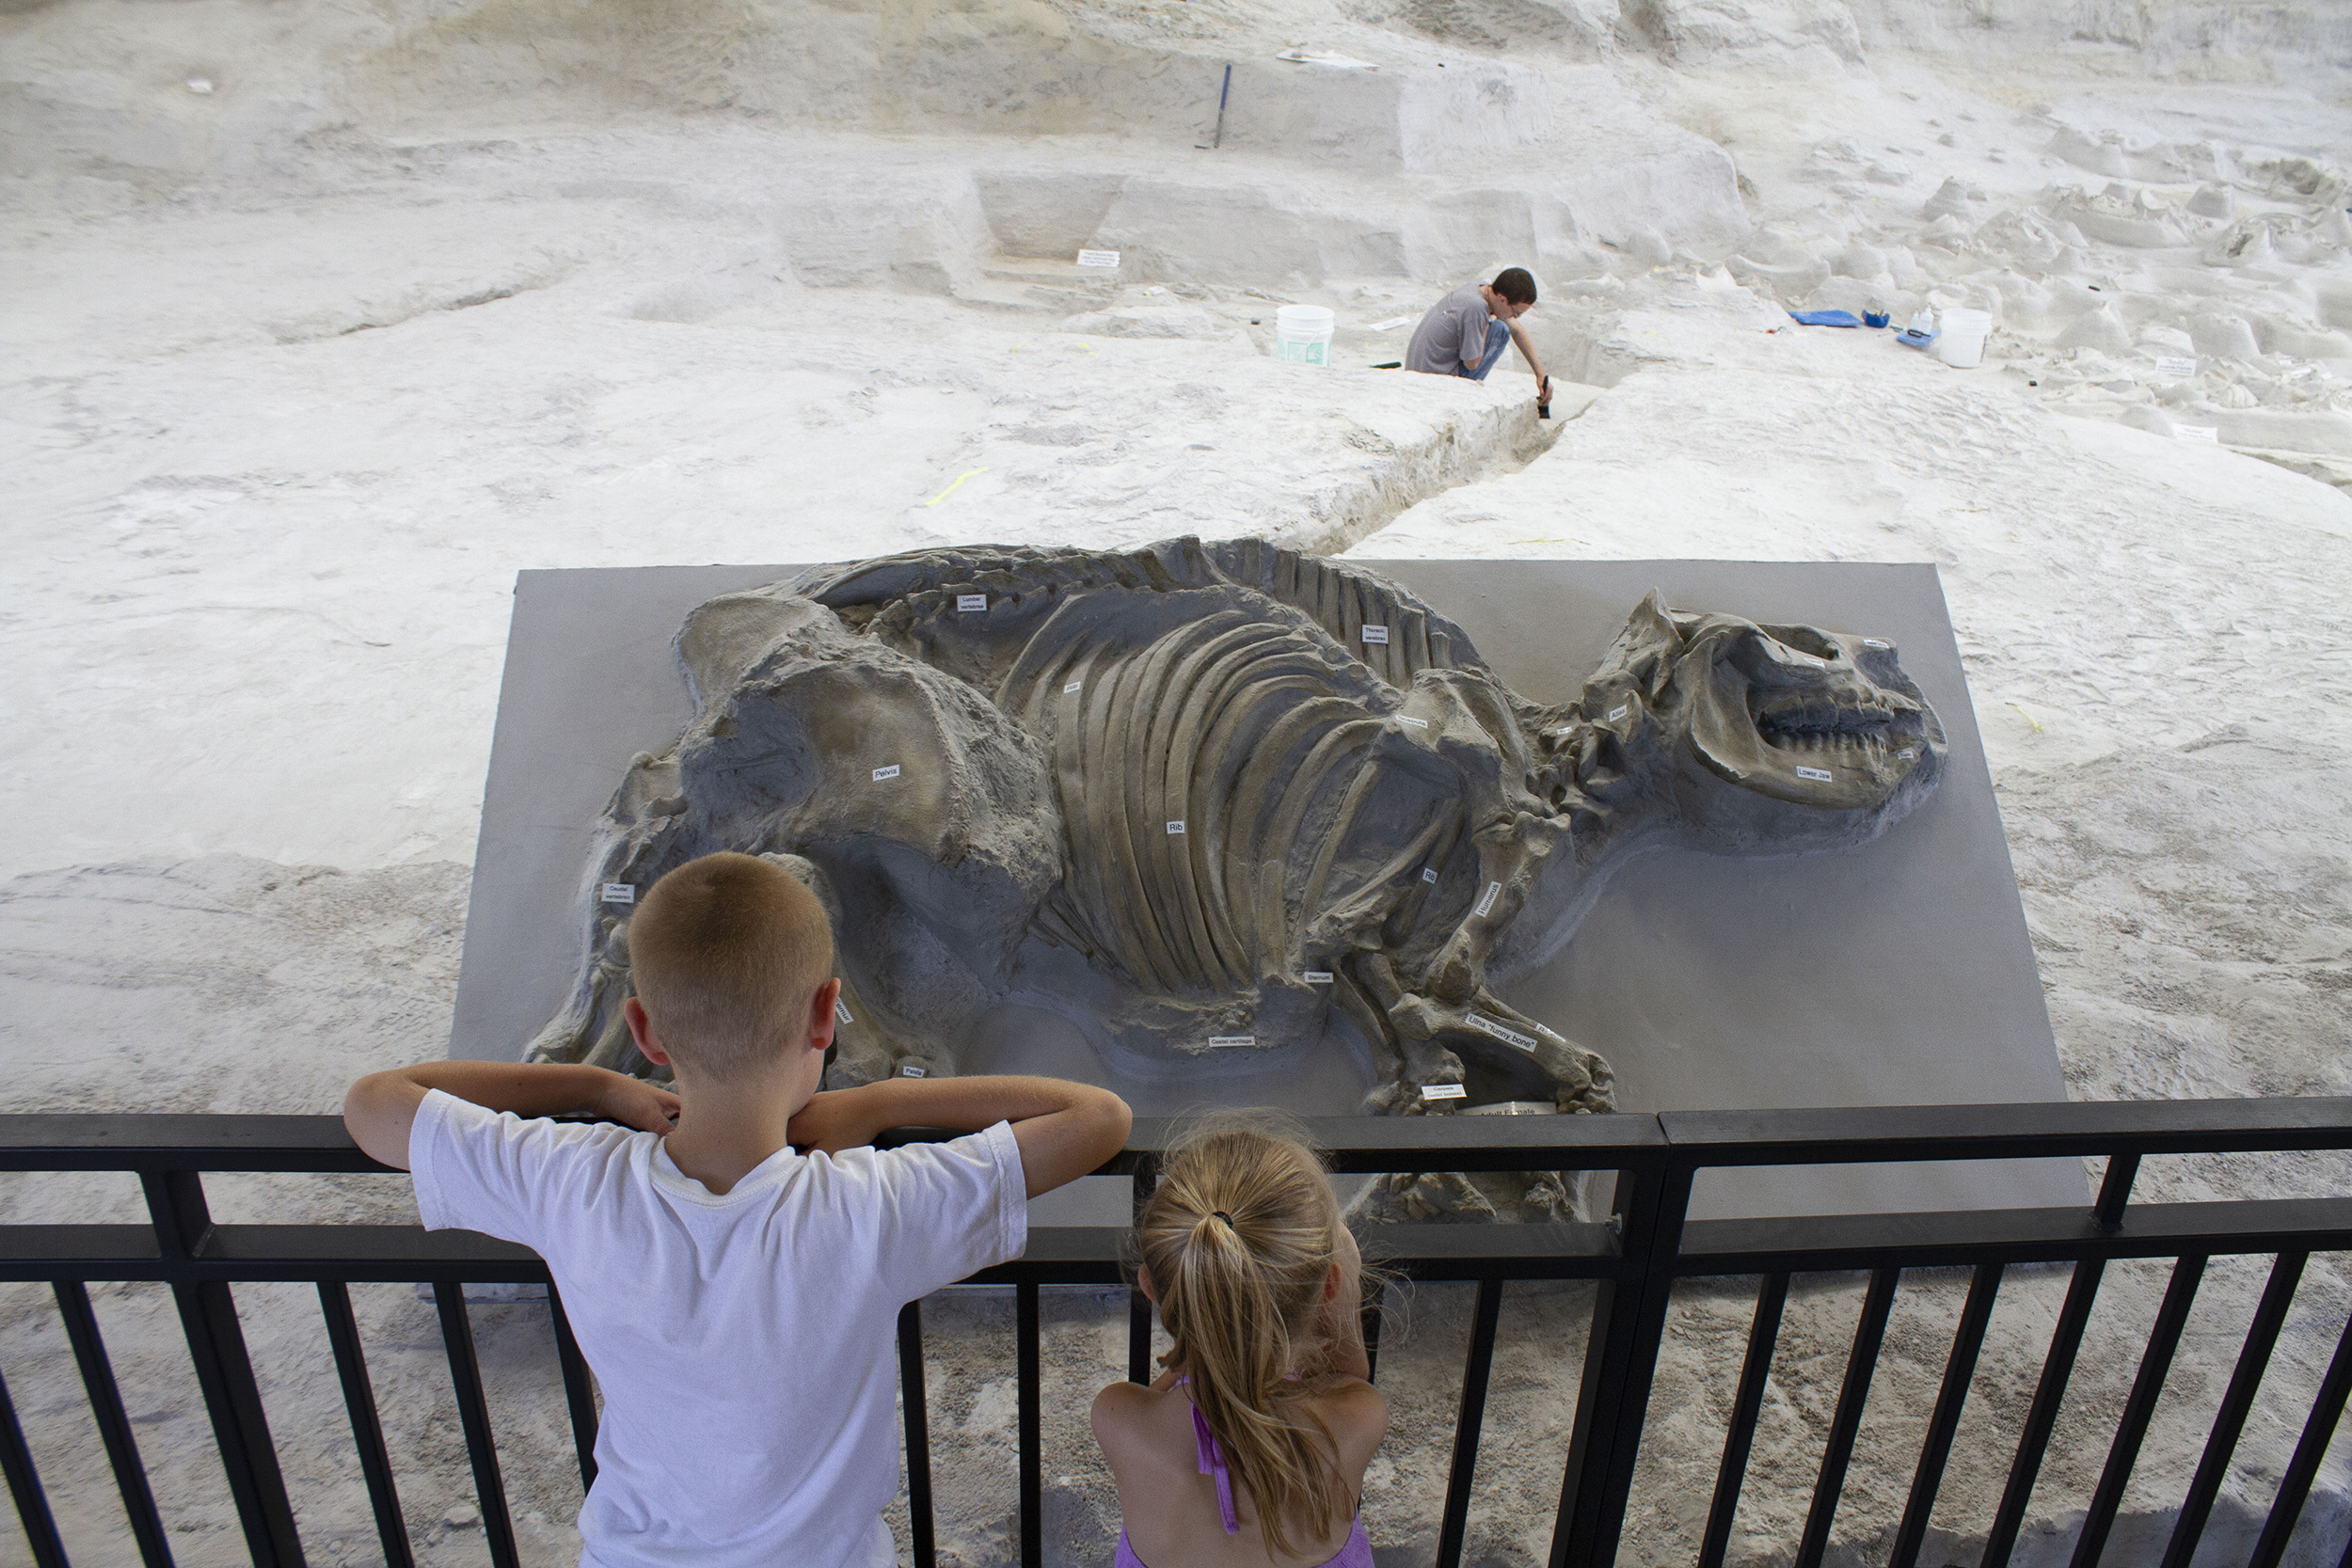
[
  {"left": 1690, "top": 690, "right": 1929, "bottom": 810},
  {"left": 1755, "top": 720, "right": 1925, "bottom": 762}
]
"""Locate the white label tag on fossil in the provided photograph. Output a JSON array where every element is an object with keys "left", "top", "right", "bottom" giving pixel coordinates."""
[
  {"left": 1420, "top": 867, "right": 1438, "bottom": 884},
  {"left": 1474, "top": 880, "right": 1501, "bottom": 917},
  {"left": 2177, "top": 424, "right": 2219, "bottom": 443},
  {"left": 1466, "top": 1012, "right": 1537, "bottom": 1051},
  {"left": 1395, "top": 715, "right": 1428, "bottom": 728},
  {"left": 599, "top": 882, "right": 635, "bottom": 905},
  {"left": 1897, "top": 747, "right": 1915, "bottom": 759},
  {"left": 1420, "top": 1083, "right": 1468, "bottom": 1101},
  {"left": 956, "top": 594, "right": 988, "bottom": 611},
  {"left": 2157, "top": 355, "right": 2199, "bottom": 377},
  {"left": 1361, "top": 626, "right": 1390, "bottom": 644},
  {"left": 1864, "top": 638, "right": 1889, "bottom": 649},
  {"left": 1166, "top": 820, "right": 1185, "bottom": 834},
  {"left": 1206, "top": 1036, "right": 1256, "bottom": 1048},
  {"left": 872, "top": 765, "right": 901, "bottom": 782},
  {"left": 1063, "top": 680, "right": 1082, "bottom": 694},
  {"left": 1606, "top": 704, "right": 1629, "bottom": 721},
  {"left": 834, "top": 1000, "right": 853, "bottom": 1024},
  {"left": 898, "top": 1063, "right": 927, "bottom": 1078},
  {"left": 1535, "top": 1021, "right": 1566, "bottom": 1043},
  {"left": 1795, "top": 765, "right": 1834, "bottom": 782},
  {"left": 1303, "top": 971, "right": 1334, "bottom": 983},
  {"left": 1076, "top": 248, "right": 1121, "bottom": 268}
]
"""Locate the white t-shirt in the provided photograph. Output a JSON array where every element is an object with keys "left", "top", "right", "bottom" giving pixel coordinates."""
[{"left": 410, "top": 1090, "right": 1028, "bottom": 1568}]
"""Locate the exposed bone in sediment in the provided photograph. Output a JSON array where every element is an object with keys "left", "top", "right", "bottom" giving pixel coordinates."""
[{"left": 537, "top": 538, "right": 1948, "bottom": 1128}]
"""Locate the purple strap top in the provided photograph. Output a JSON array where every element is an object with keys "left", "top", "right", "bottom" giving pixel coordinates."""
[
  {"left": 1113, "top": 1379, "right": 1374, "bottom": 1568},
  {"left": 1186, "top": 1380, "right": 1243, "bottom": 1533}
]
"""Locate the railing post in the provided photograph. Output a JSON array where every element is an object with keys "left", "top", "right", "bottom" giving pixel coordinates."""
[
  {"left": 1128, "top": 1157, "right": 1158, "bottom": 1386},
  {"left": 54, "top": 1279, "right": 174, "bottom": 1568},
  {"left": 1982, "top": 1257, "right": 2109, "bottom": 1568},
  {"left": 1888, "top": 1261, "right": 2004, "bottom": 1568},
  {"left": 1434, "top": 1276, "right": 1506, "bottom": 1568},
  {"left": 2092, "top": 1153, "right": 2138, "bottom": 1231},
  {"left": 1697, "top": 1272, "right": 1789, "bottom": 1568},
  {"left": 2069, "top": 1254, "right": 2206, "bottom": 1568},
  {"left": 1793, "top": 1268, "right": 1901, "bottom": 1568},
  {"left": 2158, "top": 1251, "right": 2310, "bottom": 1568},
  {"left": 1016, "top": 1280, "right": 1042, "bottom": 1568},
  {"left": 0, "top": 1361, "right": 68, "bottom": 1568},
  {"left": 1549, "top": 1149, "right": 1692, "bottom": 1568},
  {"left": 897, "top": 1300, "right": 935, "bottom": 1568},
  {"left": 546, "top": 1285, "right": 599, "bottom": 1491},
  {"left": 2249, "top": 1301, "right": 2352, "bottom": 1568},
  {"left": 434, "top": 1285, "right": 519, "bottom": 1568},
  {"left": 316, "top": 1282, "right": 412, "bottom": 1568},
  {"left": 142, "top": 1169, "right": 307, "bottom": 1568}
]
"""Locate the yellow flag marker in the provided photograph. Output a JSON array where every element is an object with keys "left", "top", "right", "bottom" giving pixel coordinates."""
[{"left": 925, "top": 467, "right": 990, "bottom": 507}]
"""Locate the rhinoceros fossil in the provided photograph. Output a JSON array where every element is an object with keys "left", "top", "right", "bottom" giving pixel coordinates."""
[{"left": 528, "top": 538, "right": 1947, "bottom": 1126}]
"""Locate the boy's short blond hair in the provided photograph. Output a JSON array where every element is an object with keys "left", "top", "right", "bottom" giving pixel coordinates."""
[{"left": 628, "top": 853, "right": 835, "bottom": 1077}]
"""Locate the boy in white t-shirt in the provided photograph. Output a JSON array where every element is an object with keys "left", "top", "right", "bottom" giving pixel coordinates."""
[{"left": 343, "top": 851, "right": 1133, "bottom": 1568}]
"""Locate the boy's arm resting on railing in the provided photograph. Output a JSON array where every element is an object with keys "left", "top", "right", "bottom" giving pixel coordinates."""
[
  {"left": 342, "top": 1062, "right": 681, "bottom": 1170},
  {"left": 789, "top": 1076, "right": 1132, "bottom": 1197}
]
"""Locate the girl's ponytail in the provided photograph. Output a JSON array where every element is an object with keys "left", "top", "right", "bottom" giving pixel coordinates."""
[{"left": 1136, "top": 1124, "right": 1357, "bottom": 1557}]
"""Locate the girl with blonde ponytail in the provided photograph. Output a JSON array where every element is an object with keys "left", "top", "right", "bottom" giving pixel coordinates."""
[{"left": 1091, "top": 1120, "right": 1387, "bottom": 1566}]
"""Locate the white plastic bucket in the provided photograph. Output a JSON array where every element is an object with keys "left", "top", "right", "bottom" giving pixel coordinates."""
[
  {"left": 1934, "top": 308, "right": 1992, "bottom": 369},
  {"left": 1274, "top": 305, "right": 1335, "bottom": 366}
]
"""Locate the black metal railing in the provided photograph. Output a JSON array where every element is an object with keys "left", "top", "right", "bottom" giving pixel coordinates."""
[{"left": 1, "top": 1100, "right": 2347, "bottom": 1568}]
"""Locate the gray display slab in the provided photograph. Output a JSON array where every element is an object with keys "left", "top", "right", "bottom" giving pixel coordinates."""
[{"left": 451, "top": 560, "right": 2083, "bottom": 1223}]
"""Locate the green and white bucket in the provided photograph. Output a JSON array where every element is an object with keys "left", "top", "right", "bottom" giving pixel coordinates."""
[{"left": 1275, "top": 305, "right": 1335, "bottom": 366}]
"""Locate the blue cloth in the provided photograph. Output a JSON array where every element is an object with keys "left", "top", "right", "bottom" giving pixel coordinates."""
[
  {"left": 1787, "top": 309, "right": 1864, "bottom": 327},
  {"left": 1457, "top": 318, "right": 1511, "bottom": 379}
]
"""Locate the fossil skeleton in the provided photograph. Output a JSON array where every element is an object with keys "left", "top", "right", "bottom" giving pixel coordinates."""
[{"left": 528, "top": 538, "right": 1947, "bottom": 1131}]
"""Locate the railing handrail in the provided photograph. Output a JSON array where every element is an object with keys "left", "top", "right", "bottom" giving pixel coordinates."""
[
  {"left": 4, "top": 1096, "right": 2347, "bottom": 1173},
  {"left": 1659, "top": 1095, "right": 2352, "bottom": 1161},
  {"left": 1, "top": 1098, "right": 2346, "bottom": 1568}
]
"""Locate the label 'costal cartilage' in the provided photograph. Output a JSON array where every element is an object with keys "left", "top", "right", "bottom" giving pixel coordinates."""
[
  {"left": 872, "top": 765, "right": 901, "bottom": 782},
  {"left": 1303, "top": 971, "right": 1334, "bottom": 984},
  {"left": 1606, "top": 704, "right": 1629, "bottom": 722},
  {"left": 1795, "top": 765, "right": 1833, "bottom": 783},
  {"left": 898, "top": 1063, "right": 927, "bottom": 1079},
  {"left": 956, "top": 594, "right": 988, "bottom": 612},
  {"left": 1063, "top": 681, "right": 1082, "bottom": 694},
  {"left": 1395, "top": 715, "right": 1428, "bottom": 729},
  {"left": 834, "top": 1000, "right": 853, "bottom": 1024},
  {"left": 1361, "top": 626, "right": 1391, "bottom": 645},
  {"left": 1206, "top": 1036, "right": 1256, "bottom": 1048},
  {"left": 1420, "top": 867, "right": 1438, "bottom": 884},
  {"left": 1166, "top": 821, "right": 1185, "bottom": 835},
  {"left": 1420, "top": 1084, "right": 1468, "bottom": 1101},
  {"left": 1465, "top": 1012, "right": 1537, "bottom": 1052},
  {"left": 599, "top": 882, "right": 635, "bottom": 905},
  {"left": 1473, "top": 880, "right": 1501, "bottom": 917}
]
